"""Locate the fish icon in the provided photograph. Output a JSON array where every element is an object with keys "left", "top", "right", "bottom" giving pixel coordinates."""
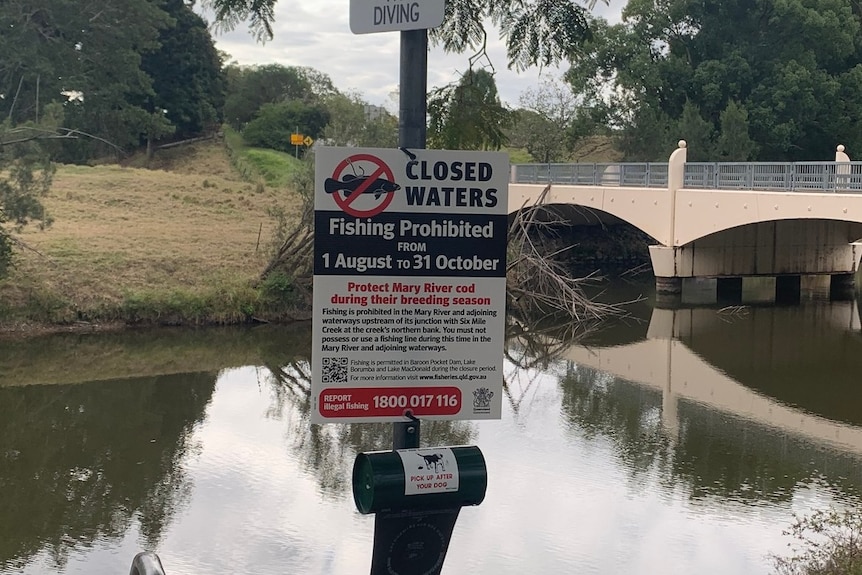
[{"left": 324, "top": 174, "right": 401, "bottom": 199}]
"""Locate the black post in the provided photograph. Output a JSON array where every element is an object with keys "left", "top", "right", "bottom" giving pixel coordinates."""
[
  {"left": 393, "top": 28, "right": 427, "bottom": 451},
  {"left": 392, "top": 413, "right": 420, "bottom": 450},
  {"left": 398, "top": 29, "right": 428, "bottom": 149}
]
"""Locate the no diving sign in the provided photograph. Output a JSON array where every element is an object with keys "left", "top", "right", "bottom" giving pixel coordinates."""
[{"left": 350, "top": 0, "right": 445, "bottom": 34}]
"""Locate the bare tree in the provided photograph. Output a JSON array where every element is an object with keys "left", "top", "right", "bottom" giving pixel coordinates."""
[{"left": 512, "top": 76, "right": 580, "bottom": 163}]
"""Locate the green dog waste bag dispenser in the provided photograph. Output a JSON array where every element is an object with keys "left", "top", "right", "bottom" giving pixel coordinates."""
[{"left": 352, "top": 446, "right": 487, "bottom": 575}]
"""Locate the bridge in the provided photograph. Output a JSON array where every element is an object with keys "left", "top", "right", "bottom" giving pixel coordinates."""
[
  {"left": 558, "top": 302, "right": 862, "bottom": 456},
  {"left": 509, "top": 143, "right": 862, "bottom": 300}
]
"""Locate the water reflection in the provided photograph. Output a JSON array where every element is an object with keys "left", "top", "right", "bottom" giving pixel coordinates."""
[
  {"left": 554, "top": 299, "right": 862, "bottom": 505},
  {"left": 676, "top": 304, "right": 862, "bottom": 427},
  {"left": 1, "top": 295, "right": 862, "bottom": 574},
  {"left": 0, "top": 325, "right": 311, "bottom": 386},
  {"left": 0, "top": 373, "right": 214, "bottom": 572}
]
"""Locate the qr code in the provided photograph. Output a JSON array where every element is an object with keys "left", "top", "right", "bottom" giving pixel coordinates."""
[{"left": 321, "top": 357, "right": 348, "bottom": 384}]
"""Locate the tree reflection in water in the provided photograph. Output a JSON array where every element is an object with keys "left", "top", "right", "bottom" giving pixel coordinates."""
[
  {"left": 0, "top": 373, "right": 215, "bottom": 572},
  {"left": 502, "top": 314, "right": 619, "bottom": 417},
  {"left": 552, "top": 340, "right": 862, "bottom": 506}
]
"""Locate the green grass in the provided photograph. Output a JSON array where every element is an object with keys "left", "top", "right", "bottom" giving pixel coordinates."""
[
  {"left": 243, "top": 148, "right": 304, "bottom": 187},
  {"left": 223, "top": 126, "right": 304, "bottom": 187}
]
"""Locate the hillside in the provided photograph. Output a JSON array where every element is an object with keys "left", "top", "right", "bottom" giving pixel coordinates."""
[
  {"left": 570, "top": 135, "right": 625, "bottom": 163},
  {"left": 0, "top": 138, "right": 306, "bottom": 330},
  {"left": 506, "top": 135, "right": 624, "bottom": 165}
]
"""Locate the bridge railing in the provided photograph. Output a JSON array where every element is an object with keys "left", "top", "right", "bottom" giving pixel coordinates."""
[
  {"left": 512, "top": 163, "right": 669, "bottom": 187},
  {"left": 513, "top": 161, "right": 862, "bottom": 192},
  {"left": 684, "top": 162, "right": 862, "bottom": 191}
]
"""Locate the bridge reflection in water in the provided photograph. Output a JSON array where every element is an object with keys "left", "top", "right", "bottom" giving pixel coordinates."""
[{"left": 564, "top": 301, "right": 862, "bottom": 455}]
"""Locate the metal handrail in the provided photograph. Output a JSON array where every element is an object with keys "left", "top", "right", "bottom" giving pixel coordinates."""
[
  {"left": 511, "top": 162, "right": 669, "bottom": 188},
  {"left": 684, "top": 162, "right": 862, "bottom": 192},
  {"left": 512, "top": 161, "right": 862, "bottom": 192}
]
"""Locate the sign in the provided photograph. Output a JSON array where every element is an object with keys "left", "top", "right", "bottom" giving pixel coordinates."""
[
  {"left": 350, "top": 0, "right": 445, "bottom": 34},
  {"left": 397, "top": 448, "right": 459, "bottom": 495},
  {"left": 290, "top": 133, "right": 304, "bottom": 146},
  {"left": 303, "top": 136, "right": 314, "bottom": 147},
  {"left": 312, "top": 147, "right": 508, "bottom": 423}
]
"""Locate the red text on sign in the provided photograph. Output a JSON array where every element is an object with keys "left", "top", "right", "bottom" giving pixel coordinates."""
[{"left": 319, "top": 386, "right": 462, "bottom": 418}]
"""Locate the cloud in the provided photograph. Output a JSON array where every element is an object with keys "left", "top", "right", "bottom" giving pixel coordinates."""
[{"left": 209, "top": 0, "right": 623, "bottom": 108}]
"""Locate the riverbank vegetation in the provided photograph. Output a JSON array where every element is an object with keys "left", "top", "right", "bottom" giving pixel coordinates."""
[
  {"left": 0, "top": 139, "right": 309, "bottom": 331},
  {"left": 772, "top": 509, "right": 862, "bottom": 575}
]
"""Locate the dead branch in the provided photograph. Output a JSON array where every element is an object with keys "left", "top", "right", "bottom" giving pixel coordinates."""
[
  {"left": 0, "top": 126, "right": 125, "bottom": 155},
  {"left": 6, "top": 234, "right": 57, "bottom": 265},
  {"left": 717, "top": 305, "right": 749, "bottom": 321},
  {"left": 507, "top": 184, "right": 625, "bottom": 326},
  {"left": 258, "top": 199, "right": 314, "bottom": 299}
]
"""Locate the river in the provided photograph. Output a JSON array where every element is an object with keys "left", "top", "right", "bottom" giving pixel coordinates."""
[{"left": 1, "top": 283, "right": 861, "bottom": 575}]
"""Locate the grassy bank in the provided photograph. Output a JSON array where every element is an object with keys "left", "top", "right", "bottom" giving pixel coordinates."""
[{"left": 0, "top": 137, "right": 309, "bottom": 332}]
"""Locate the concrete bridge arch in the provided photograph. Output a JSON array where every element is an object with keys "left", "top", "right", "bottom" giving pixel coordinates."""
[{"left": 509, "top": 142, "right": 862, "bottom": 295}]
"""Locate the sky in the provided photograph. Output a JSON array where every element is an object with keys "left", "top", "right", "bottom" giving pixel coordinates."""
[{"left": 209, "top": 0, "right": 624, "bottom": 109}]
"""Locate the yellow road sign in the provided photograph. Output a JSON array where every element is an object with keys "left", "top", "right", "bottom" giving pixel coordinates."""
[
  {"left": 303, "top": 136, "right": 314, "bottom": 147},
  {"left": 290, "top": 133, "right": 304, "bottom": 145}
]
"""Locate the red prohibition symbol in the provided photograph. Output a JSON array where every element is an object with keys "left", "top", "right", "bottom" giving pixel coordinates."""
[{"left": 323, "top": 154, "right": 398, "bottom": 218}]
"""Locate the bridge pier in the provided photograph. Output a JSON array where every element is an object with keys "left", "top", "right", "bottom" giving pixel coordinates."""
[
  {"left": 649, "top": 232, "right": 862, "bottom": 304},
  {"left": 655, "top": 277, "right": 683, "bottom": 308},
  {"left": 656, "top": 276, "right": 682, "bottom": 295}
]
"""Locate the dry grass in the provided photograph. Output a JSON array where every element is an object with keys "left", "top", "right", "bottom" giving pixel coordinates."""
[{"left": 0, "top": 139, "right": 302, "bottom": 326}]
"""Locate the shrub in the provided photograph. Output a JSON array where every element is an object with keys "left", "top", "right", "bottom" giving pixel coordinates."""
[{"left": 772, "top": 509, "right": 862, "bottom": 575}]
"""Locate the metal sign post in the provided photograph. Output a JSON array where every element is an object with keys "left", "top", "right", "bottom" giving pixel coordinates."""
[
  {"left": 394, "top": 27, "right": 428, "bottom": 450},
  {"left": 328, "top": 5, "right": 505, "bottom": 574}
]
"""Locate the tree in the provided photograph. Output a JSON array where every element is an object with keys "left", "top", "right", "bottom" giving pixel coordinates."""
[
  {"left": 428, "top": 68, "right": 511, "bottom": 150},
  {"left": 321, "top": 92, "right": 397, "bottom": 148},
  {"left": 510, "top": 76, "right": 580, "bottom": 162},
  {"left": 1, "top": 0, "right": 173, "bottom": 160},
  {"left": 771, "top": 509, "right": 862, "bottom": 575},
  {"left": 243, "top": 101, "right": 329, "bottom": 153},
  {"left": 565, "top": 0, "right": 862, "bottom": 160},
  {"left": 0, "top": 125, "right": 54, "bottom": 277},
  {"left": 716, "top": 100, "right": 756, "bottom": 161},
  {"left": 223, "top": 64, "right": 312, "bottom": 129},
  {"left": 675, "top": 101, "right": 714, "bottom": 161},
  {"left": 204, "top": 0, "right": 603, "bottom": 71},
  {"left": 1, "top": 0, "right": 229, "bottom": 161},
  {"left": 142, "top": 0, "right": 226, "bottom": 140}
]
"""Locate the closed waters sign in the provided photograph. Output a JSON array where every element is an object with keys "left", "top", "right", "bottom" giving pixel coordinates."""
[
  {"left": 312, "top": 147, "right": 508, "bottom": 423},
  {"left": 350, "top": 0, "right": 445, "bottom": 34}
]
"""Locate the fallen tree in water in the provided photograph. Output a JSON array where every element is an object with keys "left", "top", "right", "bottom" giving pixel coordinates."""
[{"left": 506, "top": 184, "right": 624, "bottom": 326}]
